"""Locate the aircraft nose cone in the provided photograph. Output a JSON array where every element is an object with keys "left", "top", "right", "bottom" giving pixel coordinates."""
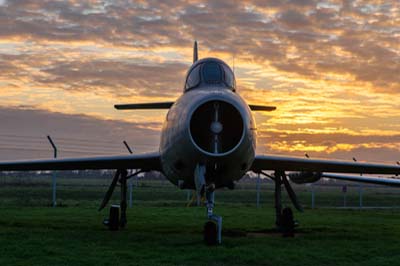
[{"left": 210, "top": 121, "right": 223, "bottom": 134}]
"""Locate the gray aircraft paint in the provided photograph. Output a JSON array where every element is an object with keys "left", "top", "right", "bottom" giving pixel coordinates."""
[{"left": 160, "top": 86, "right": 256, "bottom": 188}]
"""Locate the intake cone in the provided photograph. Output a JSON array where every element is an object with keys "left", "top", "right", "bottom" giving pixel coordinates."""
[{"left": 190, "top": 100, "right": 244, "bottom": 155}]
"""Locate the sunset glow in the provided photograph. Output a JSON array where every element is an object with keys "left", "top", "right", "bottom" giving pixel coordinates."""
[{"left": 0, "top": 0, "right": 399, "bottom": 162}]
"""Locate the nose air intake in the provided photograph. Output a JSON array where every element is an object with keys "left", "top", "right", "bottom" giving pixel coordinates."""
[{"left": 189, "top": 100, "right": 244, "bottom": 155}]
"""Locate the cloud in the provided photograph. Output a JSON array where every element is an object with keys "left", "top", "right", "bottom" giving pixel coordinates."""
[
  {"left": 0, "top": 53, "right": 187, "bottom": 98},
  {"left": 257, "top": 129, "right": 400, "bottom": 163},
  {"left": 1, "top": 0, "right": 398, "bottom": 92},
  {"left": 0, "top": 0, "right": 399, "bottom": 162},
  {"left": 0, "top": 106, "right": 161, "bottom": 160},
  {"left": 277, "top": 9, "right": 311, "bottom": 28},
  {"left": 38, "top": 59, "right": 188, "bottom": 97}
]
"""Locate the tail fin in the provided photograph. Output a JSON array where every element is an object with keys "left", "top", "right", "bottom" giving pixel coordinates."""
[{"left": 193, "top": 41, "right": 198, "bottom": 63}]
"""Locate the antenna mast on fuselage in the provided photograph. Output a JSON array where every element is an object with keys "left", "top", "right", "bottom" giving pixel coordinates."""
[
  {"left": 232, "top": 55, "right": 235, "bottom": 74},
  {"left": 193, "top": 41, "right": 198, "bottom": 63}
]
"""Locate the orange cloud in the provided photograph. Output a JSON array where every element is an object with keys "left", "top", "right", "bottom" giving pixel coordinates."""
[{"left": 0, "top": 0, "right": 399, "bottom": 162}]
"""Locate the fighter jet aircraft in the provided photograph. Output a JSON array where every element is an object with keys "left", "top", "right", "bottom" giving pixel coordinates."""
[{"left": 1, "top": 42, "right": 400, "bottom": 244}]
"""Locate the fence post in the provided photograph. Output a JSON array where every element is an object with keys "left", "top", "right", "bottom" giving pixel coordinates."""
[
  {"left": 256, "top": 173, "right": 261, "bottom": 208},
  {"left": 123, "top": 140, "right": 134, "bottom": 208},
  {"left": 359, "top": 184, "right": 363, "bottom": 208},
  {"left": 129, "top": 178, "right": 133, "bottom": 208},
  {"left": 47, "top": 135, "right": 57, "bottom": 207},
  {"left": 311, "top": 184, "right": 315, "bottom": 209}
]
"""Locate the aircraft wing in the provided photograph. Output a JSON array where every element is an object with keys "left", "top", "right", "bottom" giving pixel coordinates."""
[
  {"left": 251, "top": 155, "right": 400, "bottom": 175},
  {"left": 0, "top": 152, "right": 161, "bottom": 172},
  {"left": 321, "top": 173, "right": 400, "bottom": 187}
]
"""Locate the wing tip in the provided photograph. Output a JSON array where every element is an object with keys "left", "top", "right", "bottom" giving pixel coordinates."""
[{"left": 249, "top": 105, "right": 277, "bottom": 111}]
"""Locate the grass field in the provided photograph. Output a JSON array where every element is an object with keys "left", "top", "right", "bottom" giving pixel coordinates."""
[{"left": 1, "top": 176, "right": 400, "bottom": 265}]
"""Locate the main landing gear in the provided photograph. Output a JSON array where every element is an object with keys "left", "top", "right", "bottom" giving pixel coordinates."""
[
  {"left": 270, "top": 170, "right": 301, "bottom": 236},
  {"left": 100, "top": 169, "right": 142, "bottom": 231},
  {"left": 195, "top": 164, "right": 222, "bottom": 245}
]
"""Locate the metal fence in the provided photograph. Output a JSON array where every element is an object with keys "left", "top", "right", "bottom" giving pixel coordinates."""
[
  {"left": 3, "top": 135, "right": 399, "bottom": 209},
  {"left": 1, "top": 174, "right": 400, "bottom": 209}
]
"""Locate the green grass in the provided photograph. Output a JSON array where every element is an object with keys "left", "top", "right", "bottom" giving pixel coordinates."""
[
  {"left": 1, "top": 177, "right": 400, "bottom": 265},
  {"left": 1, "top": 206, "right": 400, "bottom": 266}
]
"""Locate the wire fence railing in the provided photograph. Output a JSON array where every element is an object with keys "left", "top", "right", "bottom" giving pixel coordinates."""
[
  {"left": 1, "top": 175, "right": 400, "bottom": 209},
  {"left": 1, "top": 135, "right": 400, "bottom": 209}
]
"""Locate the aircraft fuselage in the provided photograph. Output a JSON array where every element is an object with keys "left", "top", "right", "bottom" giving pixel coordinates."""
[{"left": 160, "top": 86, "right": 257, "bottom": 189}]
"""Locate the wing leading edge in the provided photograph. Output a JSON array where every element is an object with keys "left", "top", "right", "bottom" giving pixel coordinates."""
[
  {"left": 0, "top": 152, "right": 161, "bottom": 172},
  {"left": 322, "top": 173, "right": 400, "bottom": 187},
  {"left": 251, "top": 155, "right": 400, "bottom": 187},
  {"left": 251, "top": 155, "right": 400, "bottom": 186},
  {"left": 251, "top": 155, "right": 400, "bottom": 175}
]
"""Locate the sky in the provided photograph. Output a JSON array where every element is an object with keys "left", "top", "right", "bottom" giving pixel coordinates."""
[{"left": 0, "top": 0, "right": 399, "bottom": 163}]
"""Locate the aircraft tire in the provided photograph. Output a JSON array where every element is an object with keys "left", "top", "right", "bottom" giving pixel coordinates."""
[
  {"left": 109, "top": 205, "right": 120, "bottom": 231},
  {"left": 204, "top": 220, "right": 218, "bottom": 245},
  {"left": 281, "top": 207, "right": 295, "bottom": 237}
]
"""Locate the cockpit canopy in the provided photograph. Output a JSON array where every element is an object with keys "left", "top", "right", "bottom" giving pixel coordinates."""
[{"left": 184, "top": 58, "right": 236, "bottom": 92}]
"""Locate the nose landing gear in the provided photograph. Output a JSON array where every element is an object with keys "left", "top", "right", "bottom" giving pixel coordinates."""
[
  {"left": 203, "top": 187, "right": 222, "bottom": 245},
  {"left": 195, "top": 163, "right": 223, "bottom": 245}
]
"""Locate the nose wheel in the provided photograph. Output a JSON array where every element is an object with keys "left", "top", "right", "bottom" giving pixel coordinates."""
[
  {"left": 204, "top": 221, "right": 217, "bottom": 245},
  {"left": 203, "top": 182, "right": 222, "bottom": 245},
  {"left": 204, "top": 215, "right": 222, "bottom": 245}
]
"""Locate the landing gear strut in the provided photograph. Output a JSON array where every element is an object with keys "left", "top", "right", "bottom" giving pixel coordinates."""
[
  {"left": 195, "top": 163, "right": 222, "bottom": 245},
  {"left": 274, "top": 170, "right": 283, "bottom": 227},
  {"left": 274, "top": 170, "right": 298, "bottom": 236},
  {"left": 204, "top": 185, "right": 222, "bottom": 245},
  {"left": 101, "top": 169, "right": 142, "bottom": 231}
]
